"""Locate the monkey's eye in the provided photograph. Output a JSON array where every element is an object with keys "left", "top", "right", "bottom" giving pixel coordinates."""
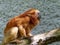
[{"left": 37, "top": 12, "right": 40, "bottom": 15}]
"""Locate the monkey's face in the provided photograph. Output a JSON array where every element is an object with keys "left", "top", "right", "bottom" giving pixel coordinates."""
[{"left": 33, "top": 9, "right": 41, "bottom": 20}]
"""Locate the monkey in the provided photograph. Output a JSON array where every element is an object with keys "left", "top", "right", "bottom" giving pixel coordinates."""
[{"left": 2, "top": 8, "right": 41, "bottom": 45}]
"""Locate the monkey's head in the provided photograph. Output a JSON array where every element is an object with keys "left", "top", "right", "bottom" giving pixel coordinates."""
[
  {"left": 26, "top": 8, "right": 41, "bottom": 25},
  {"left": 20, "top": 8, "right": 41, "bottom": 25}
]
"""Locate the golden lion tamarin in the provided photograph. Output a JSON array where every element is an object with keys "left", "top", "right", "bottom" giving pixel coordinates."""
[{"left": 2, "top": 8, "right": 41, "bottom": 45}]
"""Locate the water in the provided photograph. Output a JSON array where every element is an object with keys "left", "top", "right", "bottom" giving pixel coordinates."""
[{"left": 0, "top": 0, "right": 60, "bottom": 45}]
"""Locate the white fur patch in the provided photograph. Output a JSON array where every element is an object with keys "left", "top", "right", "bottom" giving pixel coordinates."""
[
  {"left": 35, "top": 10, "right": 40, "bottom": 13},
  {"left": 10, "top": 27, "right": 18, "bottom": 35}
]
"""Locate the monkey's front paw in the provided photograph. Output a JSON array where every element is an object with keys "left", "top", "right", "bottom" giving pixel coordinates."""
[{"left": 27, "top": 33, "right": 33, "bottom": 37}]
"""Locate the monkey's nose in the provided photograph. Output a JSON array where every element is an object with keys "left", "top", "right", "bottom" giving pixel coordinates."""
[{"left": 37, "top": 15, "right": 41, "bottom": 20}]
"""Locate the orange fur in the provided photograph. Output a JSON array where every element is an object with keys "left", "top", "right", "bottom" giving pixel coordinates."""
[{"left": 2, "top": 8, "right": 40, "bottom": 45}]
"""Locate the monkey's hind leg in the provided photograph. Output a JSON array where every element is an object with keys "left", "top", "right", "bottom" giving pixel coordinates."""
[{"left": 2, "top": 27, "right": 18, "bottom": 45}]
